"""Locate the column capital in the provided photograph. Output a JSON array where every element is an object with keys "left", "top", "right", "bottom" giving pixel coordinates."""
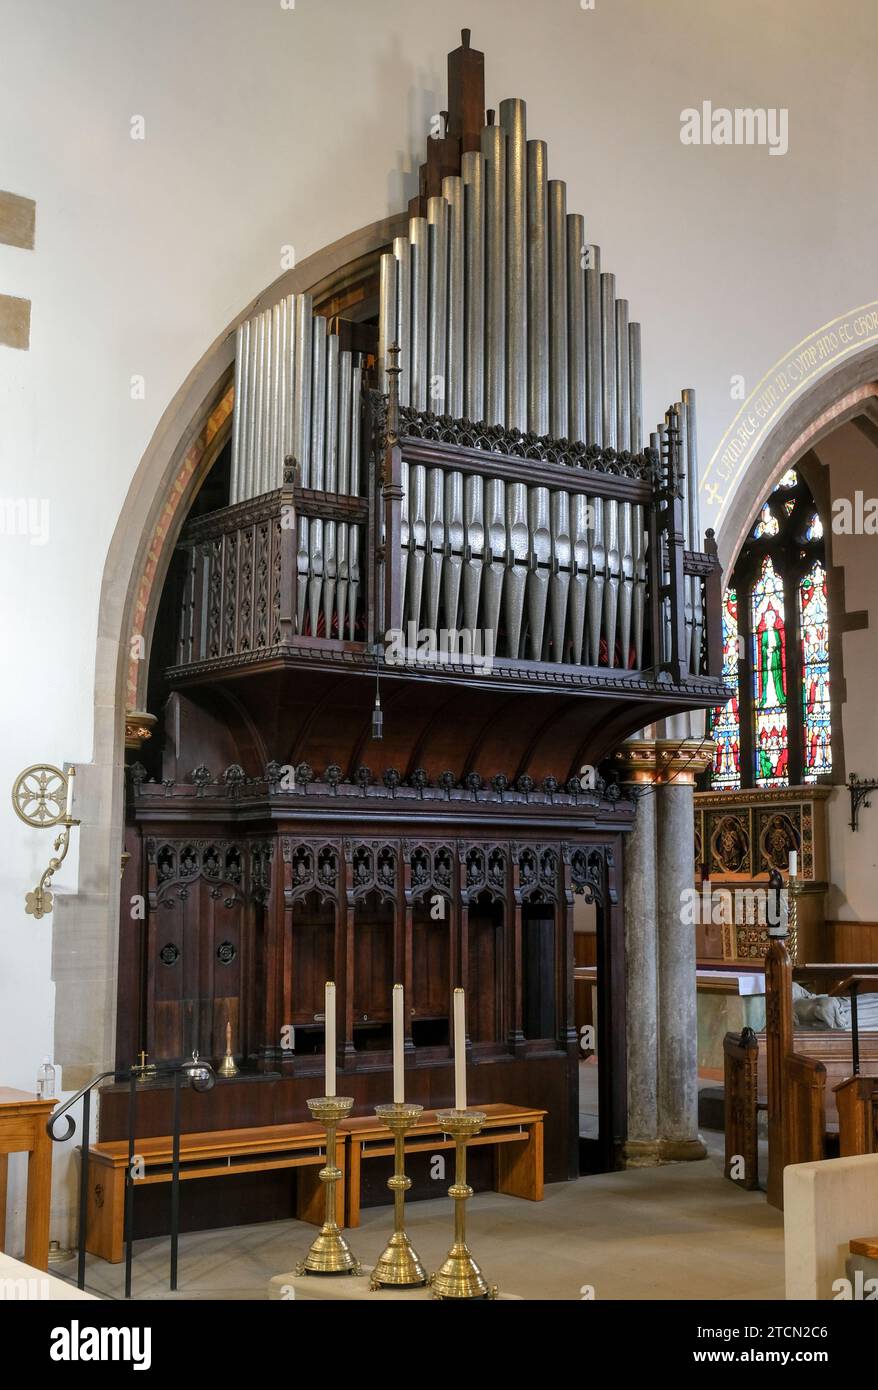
[
  {"left": 613, "top": 737, "right": 715, "bottom": 785},
  {"left": 125, "top": 709, "right": 157, "bottom": 750}
]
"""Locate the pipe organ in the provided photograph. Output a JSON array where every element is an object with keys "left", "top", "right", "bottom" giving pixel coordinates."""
[
  {"left": 119, "top": 30, "right": 728, "bottom": 1221},
  {"left": 226, "top": 32, "right": 709, "bottom": 678}
]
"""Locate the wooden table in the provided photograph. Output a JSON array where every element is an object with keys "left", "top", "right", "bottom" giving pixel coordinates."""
[
  {"left": 0, "top": 1087, "right": 56, "bottom": 1271},
  {"left": 341, "top": 1102, "right": 545, "bottom": 1228}
]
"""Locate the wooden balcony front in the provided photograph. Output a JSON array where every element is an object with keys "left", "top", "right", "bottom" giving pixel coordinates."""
[{"left": 167, "top": 400, "right": 727, "bottom": 746}]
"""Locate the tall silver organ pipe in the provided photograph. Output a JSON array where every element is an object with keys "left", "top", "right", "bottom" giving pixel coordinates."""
[
  {"left": 393, "top": 234, "right": 411, "bottom": 409},
  {"left": 585, "top": 244, "right": 602, "bottom": 446},
  {"left": 629, "top": 321, "right": 643, "bottom": 452},
  {"left": 409, "top": 217, "right": 429, "bottom": 412},
  {"left": 526, "top": 140, "right": 549, "bottom": 436},
  {"left": 230, "top": 320, "right": 245, "bottom": 502},
  {"left": 566, "top": 213, "right": 586, "bottom": 445},
  {"left": 548, "top": 180, "right": 568, "bottom": 440},
  {"left": 427, "top": 196, "right": 448, "bottom": 414},
  {"left": 615, "top": 298, "right": 630, "bottom": 452},
  {"left": 683, "top": 387, "right": 703, "bottom": 675},
  {"left": 600, "top": 272, "right": 617, "bottom": 450},
  {"left": 462, "top": 150, "right": 485, "bottom": 422},
  {"left": 377, "top": 253, "right": 397, "bottom": 395},
  {"left": 499, "top": 98, "right": 528, "bottom": 432},
  {"left": 481, "top": 116, "right": 506, "bottom": 426},
  {"left": 443, "top": 175, "right": 465, "bottom": 420}
]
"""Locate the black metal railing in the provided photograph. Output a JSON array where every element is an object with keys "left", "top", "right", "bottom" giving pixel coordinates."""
[{"left": 47, "top": 1057, "right": 216, "bottom": 1298}]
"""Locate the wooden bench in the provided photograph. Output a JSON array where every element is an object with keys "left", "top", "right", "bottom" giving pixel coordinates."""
[
  {"left": 835, "top": 1074, "right": 878, "bottom": 1157},
  {"left": 83, "top": 1121, "right": 344, "bottom": 1264},
  {"left": 341, "top": 1103, "right": 545, "bottom": 1229}
]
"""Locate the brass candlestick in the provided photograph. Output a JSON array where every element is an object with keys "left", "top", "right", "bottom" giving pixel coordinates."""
[
  {"left": 430, "top": 1109, "right": 497, "bottom": 1300},
  {"left": 370, "top": 1102, "right": 427, "bottom": 1289},
  {"left": 296, "top": 1096, "right": 361, "bottom": 1276},
  {"left": 788, "top": 872, "right": 799, "bottom": 965}
]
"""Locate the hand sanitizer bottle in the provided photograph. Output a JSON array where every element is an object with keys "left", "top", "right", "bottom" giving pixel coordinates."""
[{"left": 37, "top": 1056, "right": 56, "bottom": 1099}]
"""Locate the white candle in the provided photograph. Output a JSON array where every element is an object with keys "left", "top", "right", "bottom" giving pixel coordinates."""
[
  {"left": 392, "top": 983, "right": 404, "bottom": 1103},
  {"left": 453, "top": 987, "right": 467, "bottom": 1111},
  {"left": 324, "top": 981, "right": 336, "bottom": 1098},
  {"left": 789, "top": 850, "right": 798, "bottom": 877},
  {"left": 65, "top": 766, "right": 75, "bottom": 819}
]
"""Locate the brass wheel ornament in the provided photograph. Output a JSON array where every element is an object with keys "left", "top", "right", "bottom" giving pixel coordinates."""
[
  {"left": 12, "top": 764, "right": 67, "bottom": 827},
  {"left": 12, "top": 763, "right": 80, "bottom": 919}
]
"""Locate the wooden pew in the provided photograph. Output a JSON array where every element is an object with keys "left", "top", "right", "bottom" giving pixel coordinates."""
[
  {"left": 83, "top": 1121, "right": 344, "bottom": 1263},
  {"left": 723, "top": 1027, "right": 761, "bottom": 1189},
  {"left": 341, "top": 1103, "right": 545, "bottom": 1228},
  {"left": 764, "top": 938, "right": 828, "bottom": 1208},
  {"left": 762, "top": 944, "right": 878, "bottom": 1207},
  {"left": 835, "top": 1075, "right": 878, "bottom": 1157}
]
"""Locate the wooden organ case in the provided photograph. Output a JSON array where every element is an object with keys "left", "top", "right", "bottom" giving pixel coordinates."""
[{"left": 116, "top": 31, "right": 727, "bottom": 1203}]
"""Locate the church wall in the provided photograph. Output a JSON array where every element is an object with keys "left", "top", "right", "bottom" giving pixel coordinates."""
[
  {"left": 813, "top": 424, "right": 878, "bottom": 927},
  {"left": 0, "top": 0, "right": 875, "bottom": 1247}
]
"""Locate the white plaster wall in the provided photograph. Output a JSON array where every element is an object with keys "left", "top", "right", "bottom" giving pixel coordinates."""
[
  {"left": 0, "top": 0, "right": 875, "bottom": 1246},
  {"left": 814, "top": 425, "right": 878, "bottom": 922}
]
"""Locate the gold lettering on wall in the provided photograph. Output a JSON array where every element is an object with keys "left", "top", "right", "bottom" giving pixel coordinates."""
[{"left": 701, "top": 302, "right": 878, "bottom": 524}]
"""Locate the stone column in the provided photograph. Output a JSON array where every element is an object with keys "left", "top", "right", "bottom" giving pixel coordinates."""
[
  {"left": 616, "top": 732, "right": 712, "bottom": 1165},
  {"left": 656, "top": 774, "right": 705, "bottom": 1159},
  {"left": 621, "top": 773, "right": 659, "bottom": 1165}
]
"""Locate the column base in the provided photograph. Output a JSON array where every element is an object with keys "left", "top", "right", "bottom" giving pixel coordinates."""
[{"left": 623, "top": 1137, "right": 708, "bottom": 1168}]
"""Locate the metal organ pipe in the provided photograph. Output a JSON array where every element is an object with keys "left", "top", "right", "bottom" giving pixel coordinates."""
[
  {"left": 427, "top": 196, "right": 448, "bottom": 415},
  {"left": 230, "top": 320, "right": 244, "bottom": 503},
  {"left": 409, "top": 217, "right": 429, "bottom": 413},
  {"left": 615, "top": 298, "right": 630, "bottom": 453},
  {"left": 548, "top": 180, "right": 568, "bottom": 440},
  {"left": 526, "top": 139, "right": 549, "bottom": 437},
  {"left": 566, "top": 213, "right": 586, "bottom": 446},
  {"left": 393, "top": 234, "right": 411, "bottom": 409},
  {"left": 462, "top": 150, "right": 485, "bottom": 423},
  {"left": 443, "top": 175, "right": 465, "bottom": 420},
  {"left": 629, "top": 321, "right": 642, "bottom": 453},
  {"left": 600, "top": 272, "right": 617, "bottom": 450},
  {"left": 499, "top": 98, "right": 527, "bottom": 432},
  {"left": 481, "top": 116, "right": 506, "bottom": 427},
  {"left": 585, "top": 244, "right": 602, "bottom": 447},
  {"left": 378, "top": 253, "right": 397, "bottom": 395}
]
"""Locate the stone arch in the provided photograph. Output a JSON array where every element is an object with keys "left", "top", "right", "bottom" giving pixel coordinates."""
[{"left": 706, "top": 314, "right": 878, "bottom": 575}]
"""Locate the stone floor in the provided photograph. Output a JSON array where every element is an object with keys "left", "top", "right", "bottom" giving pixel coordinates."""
[{"left": 52, "top": 1133, "right": 783, "bottom": 1302}]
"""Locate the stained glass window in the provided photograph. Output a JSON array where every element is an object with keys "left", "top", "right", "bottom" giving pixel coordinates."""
[
  {"left": 774, "top": 468, "right": 798, "bottom": 491},
  {"left": 709, "top": 468, "right": 832, "bottom": 791},
  {"left": 799, "top": 561, "right": 832, "bottom": 781},
  {"left": 711, "top": 588, "right": 741, "bottom": 788},
  {"left": 753, "top": 504, "right": 779, "bottom": 539},
  {"left": 752, "top": 557, "right": 789, "bottom": 786}
]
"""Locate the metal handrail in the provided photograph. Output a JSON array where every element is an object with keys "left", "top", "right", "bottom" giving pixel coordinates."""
[{"left": 47, "top": 1058, "right": 216, "bottom": 1297}]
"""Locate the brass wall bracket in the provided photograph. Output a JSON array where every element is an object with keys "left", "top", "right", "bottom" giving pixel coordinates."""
[{"left": 12, "top": 763, "right": 81, "bottom": 919}]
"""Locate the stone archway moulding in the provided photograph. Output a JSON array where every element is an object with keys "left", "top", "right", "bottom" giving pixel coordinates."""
[
  {"left": 699, "top": 301, "right": 878, "bottom": 575},
  {"left": 54, "top": 213, "right": 405, "bottom": 1089}
]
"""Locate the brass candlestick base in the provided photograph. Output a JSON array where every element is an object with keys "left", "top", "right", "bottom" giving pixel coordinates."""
[
  {"left": 370, "top": 1102, "right": 427, "bottom": 1289},
  {"left": 297, "top": 1096, "right": 361, "bottom": 1276},
  {"left": 430, "top": 1109, "right": 497, "bottom": 1300}
]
